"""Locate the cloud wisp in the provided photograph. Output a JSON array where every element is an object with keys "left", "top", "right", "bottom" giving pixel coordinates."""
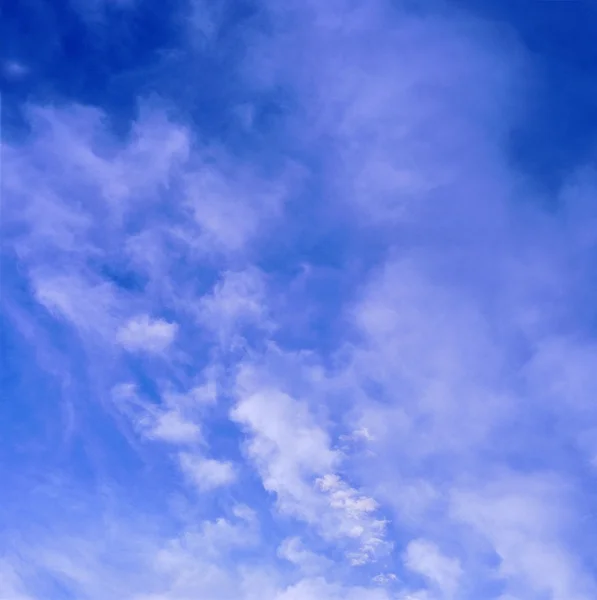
[{"left": 2, "top": 0, "right": 597, "bottom": 599}]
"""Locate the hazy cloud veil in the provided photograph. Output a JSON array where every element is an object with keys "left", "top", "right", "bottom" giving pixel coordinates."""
[{"left": 2, "top": 0, "right": 597, "bottom": 599}]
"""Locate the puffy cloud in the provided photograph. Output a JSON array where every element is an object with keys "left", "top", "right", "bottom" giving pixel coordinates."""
[
  {"left": 178, "top": 453, "right": 237, "bottom": 492},
  {"left": 316, "top": 474, "right": 389, "bottom": 566},
  {"left": 116, "top": 314, "right": 178, "bottom": 354},
  {"left": 147, "top": 409, "right": 201, "bottom": 445},
  {"left": 232, "top": 360, "right": 389, "bottom": 564}
]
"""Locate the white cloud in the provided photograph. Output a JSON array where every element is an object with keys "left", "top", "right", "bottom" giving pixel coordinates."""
[
  {"left": 273, "top": 577, "right": 390, "bottom": 600},
  {"left": 180, "top": 154, "right": 297, "bottom": 258},
  {"left": 186, "top": 381, "right": 218, "bottom": 405},
  {"left": 112, "top": 383, "right": 233, "bottom": 494},
  {"left": 0, "top": 561, "right": 33, "bottom": 600},
  {"left": 5, "top": 105, "right": 189, "bottom": 224},
  {"left": 197, "top": 268, "right": 271, "bottom": 345},
  {"left": 347, "top": 259, "right": 511, "bottom": 467},
  {"left": 248, "top": 0, "right": 518, "bottom": 224},
  {"left": 33, "top": 272, "right": 121, "bottom": 339},
  {"left": 340, "top": 428, "right": 374, "bottom": 444},
  {"left": 232, "top": 360, "right": 388, "bottom": 564},
  {"left": 163, "top": 379, "right": 219, "bottom": 408},
  {"left": 232, "top": 364, "right": 339, "bottom": 511},
  {"left": 3, "top": 104, "right": 189, "bottom": 355},
  {"left": 403, "top": 539, "right": 462, "bottom": 599},
  {"left": 147, "top": 410, "right": 201, "bottom": 444},
  {"left": 451, "top": 473, "right": 595, "bottom": 600},
  {"left": 111, "top": 382, "right": 203, "bottom": 448},
  {"left": 317, "top": 474, "right": 378, "bottom": 516},
  {"left": 371, "top": 573, "right": 397, "bottom": 586},
  {"left": 116, "top": 314, "right": 178, "bottom": 354},
  {"left": 4, "top": 100, "right": 288, "bottom": 351},
  {"left": 278, "top": 537, "right": 333, "bottom": 575},
  {"left": 184, "top": 169, "right": 263, "bottom": 254},
  {"left": 316, "top": 474, "right": 389, "bottom": 565},
  {"left": 159, "top": 505, "right": 259, "bottom": 563},
  {"left": 0, "top": 505, "right": 396, "bottom": 600},
  {"left": 4, "top": 0, "right": 597, "bottom": 598},
  {"left": 179, "top": 453, "right": 237, "bottom": 492}
]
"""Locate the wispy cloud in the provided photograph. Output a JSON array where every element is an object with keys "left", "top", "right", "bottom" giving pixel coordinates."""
[
  {"left": 403, "top": 539, "right": 462, "bottom": 599},
  {"left": 2, "top": 0, "right": 597, "bottom": 598}
]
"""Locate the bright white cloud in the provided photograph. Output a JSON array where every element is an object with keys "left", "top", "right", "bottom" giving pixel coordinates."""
[
  {"left": 116, "top": 314, "right": 178, "bottom": 354},
  {"left": 316, "top": 474, "right": 389, "bottom": 566},
  {"left": 232, "top": 364, "right": 339, "bottom": 509},
  {"left": 147, "top": 410, "right": 201, "bottom": 444},
  {"left": 179, "top": 453, "right": 237, "bottom": 492},
  {"left": 232, "top": 360, "right": 389, "bottom": 564}
]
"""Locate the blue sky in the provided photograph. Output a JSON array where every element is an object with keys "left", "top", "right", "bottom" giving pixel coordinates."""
[{"left": 2, "top": 0, "right": 597, "bottom": 598}]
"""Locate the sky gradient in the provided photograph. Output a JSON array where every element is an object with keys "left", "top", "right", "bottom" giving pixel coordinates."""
[{"left": 2, "top": 1, "right": 597, "bottom": 599}]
